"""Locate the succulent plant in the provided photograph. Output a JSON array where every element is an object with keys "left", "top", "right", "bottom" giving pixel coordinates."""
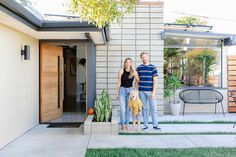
[{"left": 94, "top": 90, "right": 112, "bottom": 122}]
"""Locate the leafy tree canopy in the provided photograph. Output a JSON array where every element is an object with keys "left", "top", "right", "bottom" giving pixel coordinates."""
[
  {"left": 70, "top": 0, "right": 137, "bottom": 28},
  {"left": 175, "top": 16, "right": 207, "bottom": 25}
]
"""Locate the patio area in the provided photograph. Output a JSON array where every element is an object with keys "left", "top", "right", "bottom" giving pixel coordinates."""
[{"left": 1, "top": 0, "right": 236, "bottom": 157}]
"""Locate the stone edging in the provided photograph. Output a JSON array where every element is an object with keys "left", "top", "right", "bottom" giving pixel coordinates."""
[{"left": 84, "top": 108, "right": 118, "bottom": 135}]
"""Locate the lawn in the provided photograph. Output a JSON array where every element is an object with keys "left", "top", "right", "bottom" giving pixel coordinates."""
[{"left": 86, "top": 148, "right": 236, "bottom": 157}]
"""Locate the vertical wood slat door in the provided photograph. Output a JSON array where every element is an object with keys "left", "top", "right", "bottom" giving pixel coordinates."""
[
  {"left": 40, "top": 44, "right": 63, "bottom": 123},
  {"left": 227, "top": 55, "right": 236, "bottom": 112}
]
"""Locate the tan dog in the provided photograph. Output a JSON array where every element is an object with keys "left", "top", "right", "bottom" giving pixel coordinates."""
[{"left": 128, "top": 90, "right": 142, "bottom": 130}]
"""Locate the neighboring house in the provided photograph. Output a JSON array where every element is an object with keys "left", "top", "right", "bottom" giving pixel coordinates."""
[{"left": 1, "top": 0, "right": 236, "bottom": 150}]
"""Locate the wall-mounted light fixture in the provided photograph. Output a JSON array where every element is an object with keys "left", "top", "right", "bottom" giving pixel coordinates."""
[{"left": 21, "top": 45, "right": 30, "bottom": 60}]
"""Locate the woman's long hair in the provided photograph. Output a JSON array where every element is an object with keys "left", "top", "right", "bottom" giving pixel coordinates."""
[{"left": 123, "top": 58, "right": 135, "bottom": 79}]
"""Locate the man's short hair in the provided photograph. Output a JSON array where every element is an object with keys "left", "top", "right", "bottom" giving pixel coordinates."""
[{"left": 140, "top": 52, "right": 149, "bottom": 58}]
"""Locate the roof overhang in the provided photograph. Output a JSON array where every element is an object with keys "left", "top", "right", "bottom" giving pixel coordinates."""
[
  {"left": 162, "top": 29, "right": 236, "bottom": 46},
  {"left": 0, "top": 0, "right": 109, "bottom": 45}
]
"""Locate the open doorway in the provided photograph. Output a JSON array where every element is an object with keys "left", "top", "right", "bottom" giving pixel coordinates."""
[
  {"left": 63, "top": 45, "right": 86, "bottom": 113},
  {"left": 39, "top": 42, "right": 87, "bottom": 124}
]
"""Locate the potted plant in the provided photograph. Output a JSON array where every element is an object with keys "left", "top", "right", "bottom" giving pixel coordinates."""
[
  {"left": 165, "top": 75, "right": 182, "bottom": 115},
  {"left": 84, "top": 90, "right": 118, "bottom": 135}
]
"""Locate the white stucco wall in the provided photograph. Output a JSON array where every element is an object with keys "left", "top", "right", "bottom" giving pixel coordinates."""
[{"left": 0, "top": 24, "right": 39, "bottom": 149}]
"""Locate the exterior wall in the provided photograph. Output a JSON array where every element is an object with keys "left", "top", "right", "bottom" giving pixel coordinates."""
[
  {"left": 96, "top": 4, "right": 164, "bottom": 115},
  {"left": 87, "top": 41, "right": 97, "bottom": 109},
  {"left": 226, "top": 45, "right": 236, "bottom": 112},
  {"left": 0, "top": 24, "right": 39, "bottom": 149}
]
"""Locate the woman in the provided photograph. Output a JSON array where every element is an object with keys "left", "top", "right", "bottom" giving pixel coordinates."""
[{"left": 117, "top": 58, "right": 139, "bottom": 130}]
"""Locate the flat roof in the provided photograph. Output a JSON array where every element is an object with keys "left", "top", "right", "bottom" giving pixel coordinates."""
[
  {"left": 162, "top": 29, "right": 236, "bottom": 46},
  {"left": 0, "top": 0, "right": 109, "bottom": 43}
]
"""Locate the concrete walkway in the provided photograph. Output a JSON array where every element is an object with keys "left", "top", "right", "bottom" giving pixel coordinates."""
[
  {"left": 1, "top": 114, "right": 236, "bottom": 157},
  {"left": 1, "top": 124, "right": 236, "bottom": 157},
  {"left": 0, "top": 125, "right": 89, "bottom": 157}
]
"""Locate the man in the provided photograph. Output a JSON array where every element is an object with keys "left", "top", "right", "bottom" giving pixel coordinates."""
[{"left": 136, "top": 52, "right": 160, "bottom": 130}]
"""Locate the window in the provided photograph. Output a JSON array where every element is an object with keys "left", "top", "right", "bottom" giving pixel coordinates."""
[{"left": 164, "top": 37, "right": 222, "bottom": 88}]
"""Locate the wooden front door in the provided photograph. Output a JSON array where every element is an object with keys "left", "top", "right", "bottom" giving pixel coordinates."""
[
  {"left": 228, "top": 55, "right": 236, "bottom": 112},
  {"left": 40, "top": 44, "right": 63, "bottom": 123}
]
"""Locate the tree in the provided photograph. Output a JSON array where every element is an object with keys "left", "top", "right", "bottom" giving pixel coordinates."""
[
  {"left": 164, "top": 37, "right": 182, "bottom": 76},
  {"left": 164, "top": 48, "right": 180, "bottom": 75},
  {"left": 175, "top": 16, "right": 207, "bottom": 25},
  {"left": 184, "top": 48, "right": 216, "bottom": 85},
  {"left": 70, "top": 0, "right": 137, "bottom": 28}
]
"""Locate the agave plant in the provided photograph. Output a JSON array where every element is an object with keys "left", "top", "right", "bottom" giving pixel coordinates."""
[
  {"left": 165, "top": 74, "right": 182, "bottom": 104},
  {"left": 164, "top": 88, "right": 173, "bottom": 103},
  {"left": 94, "top": 90, "right": 112, "bottom": 122}
]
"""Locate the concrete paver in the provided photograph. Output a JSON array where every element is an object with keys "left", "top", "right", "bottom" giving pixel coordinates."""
[
  {"left": 88, "top": 135, "right": 196, "bottom": 148},
  {"left": 119, "top": 124, "right": 236, "bottom": 134},
  {"left": 158, "top": 113, "right": 236, "bottom": 122},
  {"left": 88, "top": 135, "right": 236, "bottom": 149},
  {"left": 186, "top": 135, "right": 236, "bottom": 147},
  {"left": 0, "top": 125, "right": 89, "bottom": 157}
]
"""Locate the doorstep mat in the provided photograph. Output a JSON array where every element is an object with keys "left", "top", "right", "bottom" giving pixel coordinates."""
[{"left": 46, "top": 122, "right": 83, "bottom": 128}]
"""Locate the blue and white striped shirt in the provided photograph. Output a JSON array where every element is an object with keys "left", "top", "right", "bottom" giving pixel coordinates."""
[{"left": 136, "top": 64, "right": 158, "bottom": 91}]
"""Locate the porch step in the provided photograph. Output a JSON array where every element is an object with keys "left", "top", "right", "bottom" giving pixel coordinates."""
[
  {"left": 119, "top": 124, "right": 236, "bottom": 135},
  {"left": 117, "top": 113, "right": 236, "bottom": 123}
]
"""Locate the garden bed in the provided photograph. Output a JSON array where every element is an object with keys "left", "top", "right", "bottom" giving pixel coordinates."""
[{"left": 84, "top": 108, "right": 118, "bottom": 135}]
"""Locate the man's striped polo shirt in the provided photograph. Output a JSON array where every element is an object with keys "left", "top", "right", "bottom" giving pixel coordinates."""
[{"left": 136, "top": 64, "right": 158, "bottom": 91}]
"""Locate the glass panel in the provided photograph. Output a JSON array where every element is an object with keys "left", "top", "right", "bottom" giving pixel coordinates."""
[
  {"left": 164, "top": 47, "right": 222, "bottom": 88},
  {"left": 164, "top": 36, "right": 221, "bottom": 47},
  {"left": 189, "top": 38, "right": 221, "bottom": 46}
]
